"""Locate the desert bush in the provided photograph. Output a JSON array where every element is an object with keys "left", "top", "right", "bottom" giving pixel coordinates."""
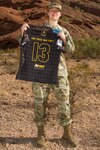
[{"left": 73, "top": 38, "right": 100, "bottom": 59}]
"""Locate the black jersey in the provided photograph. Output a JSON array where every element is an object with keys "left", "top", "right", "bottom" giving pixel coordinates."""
[{"left": 16, "top": 26, "right": 61, "bottom": 84}]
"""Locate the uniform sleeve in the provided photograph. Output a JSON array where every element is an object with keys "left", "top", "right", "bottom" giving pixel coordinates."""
[
  {"left": 17, "top": 35, "right": 22, "bottom": 45},
  {"left": 63, "top": 28, "right": 75, "bottom": 52}
]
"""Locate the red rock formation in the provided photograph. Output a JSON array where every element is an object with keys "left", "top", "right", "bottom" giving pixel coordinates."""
[{"left": 0, "top": 0, "right": 100, "bottom": 49}]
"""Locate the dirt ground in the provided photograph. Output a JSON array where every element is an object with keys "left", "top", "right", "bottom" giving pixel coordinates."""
[{"left": 0, "top": 49, "right": 100, "bottom": 150}]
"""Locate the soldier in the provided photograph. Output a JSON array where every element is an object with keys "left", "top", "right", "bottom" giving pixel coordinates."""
[{"left": 21, "top": 2, "right": 76, "bottom": 147}]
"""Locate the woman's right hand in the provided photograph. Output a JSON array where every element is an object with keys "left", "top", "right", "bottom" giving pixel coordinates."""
[{"left": 21, "top": 23, "right": 30, "bottom": 36}]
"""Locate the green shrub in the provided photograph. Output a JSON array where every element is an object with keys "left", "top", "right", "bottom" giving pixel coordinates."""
[{"left": 73, "top": 38, "right": 100, "bottom": 59}]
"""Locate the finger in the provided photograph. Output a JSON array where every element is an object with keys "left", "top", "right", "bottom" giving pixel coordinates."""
[
  {"left": 58, "top": 32, "right": 63, "bottom": 37},
  {"left": 25, "top": 23, "right": 30, "bottom": 28},
  {"left": 21, "top": 23, "right": 30, "bottom": 35},
  {"left": 58, "top": 32, "right": 66, "bottom": 42},
  {"left": 21, "top": 23, "right": 29, "bottom": 30}
]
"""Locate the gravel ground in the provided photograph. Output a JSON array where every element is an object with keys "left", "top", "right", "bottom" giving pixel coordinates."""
[{"left": 0, "top": 51, "right": 100, "bottom": 150}]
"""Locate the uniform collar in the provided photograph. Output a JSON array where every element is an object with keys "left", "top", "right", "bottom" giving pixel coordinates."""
[{"left": 45, "top": 23, "right": 62, "bottom": 30}]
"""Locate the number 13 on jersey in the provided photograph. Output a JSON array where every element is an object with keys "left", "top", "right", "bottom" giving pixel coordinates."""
[{"left": 32, "top": 42, "right": 50, "bottom": 63}]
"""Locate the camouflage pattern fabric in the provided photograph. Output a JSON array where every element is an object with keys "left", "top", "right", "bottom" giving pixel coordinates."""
[{"left": 32, "top": 24, "right": 75, "bottom": 126}]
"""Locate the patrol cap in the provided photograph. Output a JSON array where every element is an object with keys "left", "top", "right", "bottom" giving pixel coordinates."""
[{"left": 48, "top": 2, "right": 62, "bottom": 12}]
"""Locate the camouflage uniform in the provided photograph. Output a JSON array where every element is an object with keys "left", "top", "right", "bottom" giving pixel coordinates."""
[{"left": 32, "top": 24, "right": 75, "bottom": 127}]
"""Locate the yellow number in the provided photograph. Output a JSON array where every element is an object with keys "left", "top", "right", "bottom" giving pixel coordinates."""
[
  {"left": 32, "top": 42, "right": 39, "bottom": 61},
  {"left": 38, "top": 43, "right": 50, "bottom": 63},
  {"left": 32, "top": 42, "right": 50, "bottom": 63}
]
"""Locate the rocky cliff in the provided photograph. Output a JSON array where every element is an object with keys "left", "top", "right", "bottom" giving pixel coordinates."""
[{"left": 0, "top": 0, "right": 100, "bottom": 49}]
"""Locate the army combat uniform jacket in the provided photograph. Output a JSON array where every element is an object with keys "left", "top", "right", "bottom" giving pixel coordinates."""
[{"left": 32, "top": 23, "right": 75, "bottom": 127}]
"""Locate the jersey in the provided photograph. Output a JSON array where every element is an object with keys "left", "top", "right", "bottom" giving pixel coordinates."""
[{"left": 16, "top": 26, "right": 61, "bottom": 84}]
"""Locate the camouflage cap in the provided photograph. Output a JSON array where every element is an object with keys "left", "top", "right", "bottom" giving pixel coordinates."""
[{"left": 48, "top": 2, "right": 62, "bottom": 11}]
